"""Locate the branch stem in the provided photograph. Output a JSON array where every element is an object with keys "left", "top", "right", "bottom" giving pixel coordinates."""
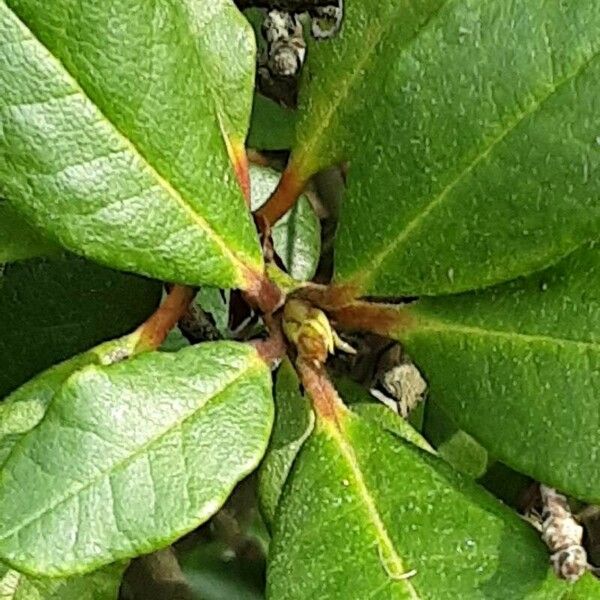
[
  {"left": 134, "top": 285, "right": 195, "bottom": 352},
  {"left": 296, "top": 358, "right": 345, "bottom": 422},
  {"left": 254, "top": 167, "right": 306, "bottom": 227}
]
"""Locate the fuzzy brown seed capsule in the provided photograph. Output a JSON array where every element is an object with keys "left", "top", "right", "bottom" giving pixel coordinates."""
[{"left": 539, "top": 485, "right": 588, "bottom": 582}]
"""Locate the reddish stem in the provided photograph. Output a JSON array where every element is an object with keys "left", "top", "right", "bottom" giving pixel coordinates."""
[
  {"left": 252, "top": 314, "right": 287, "bottom": 366},
  {"left": 329, "top": 301, "right": 415, "bottom": 338},
  {"left": 135, "top": 285, "right": 195, "bottom": 351},
  {"left": 254, "top": 167, "right": 306, "bottom": 226},
  {"left": 296, "top": 359, "right": 345, "bottom": 422},
  {"left": 243, "top": 270, "right": 285, "bottom": 315}
]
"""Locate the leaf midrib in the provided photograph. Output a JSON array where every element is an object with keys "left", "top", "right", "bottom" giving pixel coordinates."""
[
  {"left": 6, "top": 5, "right": 254, "bottom": 284},
  {"left": 406, "top": 315, "right": 600, "bottom": 352},
  {"left": 353, "top": 47, "right": 600, "bottom": 292},
  {"left": 326, "top": 418, "right": 421, "bottom": 599},
  {"left": 0, "top": 357, "right": 264, "bottom": 545},
  {"left": 293, "top": 0, "right": 451, "bottom": 175}
]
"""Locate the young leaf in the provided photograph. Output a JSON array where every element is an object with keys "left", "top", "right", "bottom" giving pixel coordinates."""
[
  {"left": 392, "top": 241, "right": 600, "bottom": 501},
  {"left": 251, "top": 166, "right": 320, "bottom": 281},
  {"left": 258, "top": 358, "right": 314, "bottom": 527},
  {"left": 0, "top": 342, "right": 273, "bottom": 576},
  {"left": 0, "top": 200, "right": 59, "bottom": 263},
  {"left": 268, "top": 409, "right": 569, "bottom": 599},
  {"left": 0, "top": 255, "right": 161, "bottom": 398},
  {"left": 0, "top": 1, "right": 263, "bottom": 289},
  {"left": 0, "top": 561, "right": 125, "bottom": 600},
  {"left": 288, "top": 0, "right": 600, "bottom": 296}
]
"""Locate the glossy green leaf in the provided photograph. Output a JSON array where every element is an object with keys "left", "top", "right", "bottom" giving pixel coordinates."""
[
  {"left": 0, "top": 562, "right": 125, "bottom": 600},
  {"left": 0, "top": 200, "right": 59, "bottom": 263},
  {"left": 290, "top": 0, "right": 600, "bottom": 296},
  {"left": 247, "top": 94, "right": 296, "bottom": 151},
  {"left": 0, "top": 255, "right": 161, "bottom": 398},
  {"left": 0, "top": 342, "right": 273, "bottom": 576},
  {"left": 258, "top": 358, "right": 314, "bottom": 527},
  {"left": 0, "top": 1, "right": 262, "bottom": 289},
  {"left": 251, "top": 165, "right": 320, "bottom": 281},
  {"left": 393, "top": 241, "right": 600, "bottom": 501},
  {"left": 268, "top": 408, "right": 569, "bottom": 599}
]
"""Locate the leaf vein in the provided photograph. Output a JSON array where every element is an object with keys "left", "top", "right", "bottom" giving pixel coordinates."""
[
  {"left": 329, "top": 423, "right": 420, "bottom": 599},
  {"left": 6, "top": 6, "right": 251, "bottom": 283},
  {"left": 0, "top": 361, "right": 262, "bottom": 544},
  {"left": 357, "top": 48, "right": 600, "bottom": 290}
]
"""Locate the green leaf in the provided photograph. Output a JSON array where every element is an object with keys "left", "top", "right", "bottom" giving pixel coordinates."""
[
  {"left": 268, "top": 408, "right": 569, "bottom": 599},
  {"left": 423, "top": 402, "right": 488, "bottom": 479},
  {"left": 247, "top": 94, "right": 297, "bottom": 151},
  {"left": 196, "top": 287, "right": 231, "bottom": 338},
  {"left": 0, "top": 342, "right": 273, "bottom": 576},
  {"left": 0, "top": 1, "right": 262, "bottom": 289},
  {"left": 0, "top": 255, "right": 161, "bottom": 398},
  {"left": 0, "top": 562, "right": 125, "bottom": 600},
  {"left": 563, "top": 573, "right": 600, "bottom": 599},
  {"left": 289, "top": 0, "right": 600, "bottom": 296},
  {"left": 0, "top": 335, "right": 141, "bottom": 465},
  {"left": 0, "top": 200, "right": 59, "bottom": 263},
  {"left": 250, "top": 165, "right": 320, "bottom": 281},
  {"left": 350, "top": 403, "right": 433, "bottom": 455},
  {"left": 392, "top": 241, "right": 600, "bottom": 501},
  {"left": 258, "top": 358, "right": 314, "bottom": 528},
  {"left": 334, "top": 376, "right": 432, "bottom": 453}
]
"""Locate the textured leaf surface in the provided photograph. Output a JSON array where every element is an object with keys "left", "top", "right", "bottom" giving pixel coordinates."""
[
  {"left": 0, "top": 342, "right": 273, "bottom": 576},
  {"left": 0, "top": 200, "right": 58, "bottom": 263},
  {"left": 0, "top": 562, "right": 125, "bottom": 600},
  {"left": 268, "top": 409, "right": 568, "bottom": 599},
  {"left": 290, "top": 0, "right": 600, "bottom": 296},
  {"left": 251, "top": 165, "right": 320, "bottom": 281},
  {"left": 0, "top": 336, "right": 140, "bottom": 466},
  {"left": 393, "top": 242, "right": 600, "bottom": 501},
  {"left": 0, "top": 255, "right": 161, "bottom": 398},
  {"left": 0, "top": 1, "right": 262, "bottom": 288},
  {"left": 258, "top": 358, "right": 314, "bottom": 527}
]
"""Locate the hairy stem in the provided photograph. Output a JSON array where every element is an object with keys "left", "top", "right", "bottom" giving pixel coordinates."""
[
  {"left": 243, "top": 270, "right": 285, "bottom": 314},
  {"left": 296, "top": 358, "right": 345, "bottom": 422}
]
